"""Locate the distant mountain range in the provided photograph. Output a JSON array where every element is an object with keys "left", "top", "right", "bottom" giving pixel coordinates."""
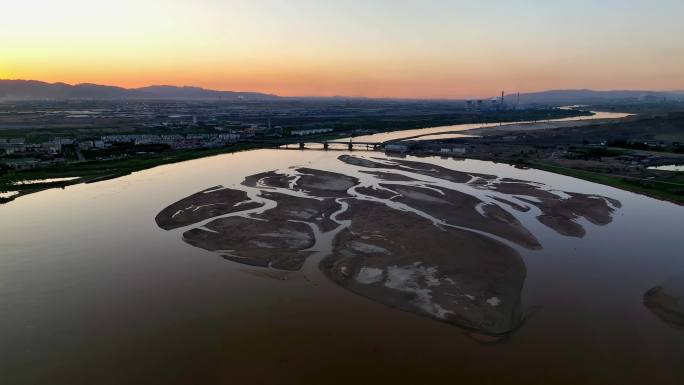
[
  {"left": 2, "top": 79, "right": 683, "bottom": 103},
  {"left": 506, "top": 89, "right": 684, "bottom": 105},
  {"left": 0, "top": 80, "right": 280, "bottom": 100}
]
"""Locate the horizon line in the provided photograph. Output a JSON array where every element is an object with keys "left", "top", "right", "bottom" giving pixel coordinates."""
[{"left": 1, "top": 78, "right": 683, "bottom": 101}]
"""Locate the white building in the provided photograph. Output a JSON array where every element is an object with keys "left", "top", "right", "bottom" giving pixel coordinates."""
[
  {"left": 79, "top": 141, "right": 94, "bottom": 150},
  {"left": 385, "top": 144, "right": 409, "bottom": 153},
  {"left": 440, "top": 147, "right": 466, "bottom": 155},
  {"left": 291, "top": 128, "right": 333, "bottom": 136},
  {"left": 219, "top": 133, "right": 240, "bottom": 142}
]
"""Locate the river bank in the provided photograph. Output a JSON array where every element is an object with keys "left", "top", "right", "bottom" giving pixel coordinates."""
[
  {"left": 0, "top": 108, "right": 641, "bottom": 205},
  {"left": 461, "top": 116, "right": 635, "bottom": 137},
  {"left": 405, "top": 112, "right": 684, "bottom": 204},
  {"left": 0, "top": 108, "right": 592, "bottom": 204}
]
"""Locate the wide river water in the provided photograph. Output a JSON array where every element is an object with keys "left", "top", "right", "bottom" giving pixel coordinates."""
[
  {"left": 343, "top": 110, "right": 631, "bottom": 142},
  {"left": 1, "top": 113, "right": 683, "bottom": 385}
]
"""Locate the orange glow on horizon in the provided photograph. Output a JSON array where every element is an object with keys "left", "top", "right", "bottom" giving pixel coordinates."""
[{"left": 1, "top": 1, "right": 683, "bottom": 99}]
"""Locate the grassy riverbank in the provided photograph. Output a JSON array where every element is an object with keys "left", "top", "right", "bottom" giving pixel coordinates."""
[
  {"left": 524, "top": 160, "right": 684, "bottom": 205},
  {"left": 0, "top": 143, "right": 263, "bottom": 203}
]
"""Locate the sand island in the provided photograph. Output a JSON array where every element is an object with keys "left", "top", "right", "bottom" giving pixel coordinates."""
[{"left": 156, "top": 155, "right": 620, "bottom": 337}]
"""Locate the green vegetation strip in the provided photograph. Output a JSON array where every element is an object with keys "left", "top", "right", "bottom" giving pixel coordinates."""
[
  {"left": 0, "top": 143, "right": 264, "bottom": 202},
  {"left": 526, "top": 161, "right": 684, "bottom": 205}
]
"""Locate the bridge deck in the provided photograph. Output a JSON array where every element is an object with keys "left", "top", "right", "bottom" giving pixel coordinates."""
[{"left": 323, "top": 141, "right": 382, "bottom": 145}]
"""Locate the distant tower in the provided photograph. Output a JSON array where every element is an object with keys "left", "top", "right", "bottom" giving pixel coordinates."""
[{"left": 501, "top": 91, "right": 505, "bottom": 107}]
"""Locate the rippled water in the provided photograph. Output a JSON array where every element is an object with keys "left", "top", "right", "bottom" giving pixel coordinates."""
[{"left": 1, "top": 148, "right": 683, "bottom": 384}]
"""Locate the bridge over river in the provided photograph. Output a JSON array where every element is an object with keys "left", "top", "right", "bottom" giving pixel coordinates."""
[{"left": 252, "top": 139, "right": 389, "bottom": 151}]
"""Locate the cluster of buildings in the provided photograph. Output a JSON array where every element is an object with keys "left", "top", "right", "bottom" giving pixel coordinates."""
[
  {"left": 0, "top": 132, "right": 244, "bottom": 156},
  {"left": 0, "top": 132, "right": 246, "bottom": 169},
  {"left": 0, "top": 138, "right": 27, "bottom": 155},
  {"left": 97, "top": 133, "right": 241, "bottom": 150},
  {"left": 0, "top": 137, "right": 78, "bottom": 156},
  {"left": 0, "top": 137, "right": 71, "bottom": 169},
  {"left": 464, "top": 92, "right": 525, "bottom": 112},
  {"left": 383, "top": 142, "right": 467, "bottom": 157},
  {"left": 290, "top": 128, "right": 334, "bottom": 136},
  {"left": 2, "top": 124, "right": 341, "bottom": 164}
]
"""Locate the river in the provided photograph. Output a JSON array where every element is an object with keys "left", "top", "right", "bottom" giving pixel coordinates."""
[
  {"left": 341, "top": 110, "right": 632, "bottom": 143},
  {"left": 1, "top": 111, "right": 683, "bottom": 385}
]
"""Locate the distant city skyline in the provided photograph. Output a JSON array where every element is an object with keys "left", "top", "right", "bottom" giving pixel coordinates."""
[{"left": 1, "top": 0, "right": 683, "bottom": 98}]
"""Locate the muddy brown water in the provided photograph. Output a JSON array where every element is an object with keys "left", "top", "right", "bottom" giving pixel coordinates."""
[{"left": 1, "top": 148, "right": 683, "bottom": 385}]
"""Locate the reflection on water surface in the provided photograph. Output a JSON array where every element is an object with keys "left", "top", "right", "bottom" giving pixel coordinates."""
[
  {"left": 1, "top": 149, "right": 683, "bottom": 385},
  {"left": 156, "top": 155, "right": 620, "bottom": 337}
]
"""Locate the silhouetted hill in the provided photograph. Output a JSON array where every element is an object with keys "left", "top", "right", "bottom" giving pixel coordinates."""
[{"left": 0, "top": 80, "right": 280, "bottom": 100}]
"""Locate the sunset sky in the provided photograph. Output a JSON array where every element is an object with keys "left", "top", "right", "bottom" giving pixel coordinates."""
[{"left": 1, "top": 0, "right": 683, "bottom": 98}]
